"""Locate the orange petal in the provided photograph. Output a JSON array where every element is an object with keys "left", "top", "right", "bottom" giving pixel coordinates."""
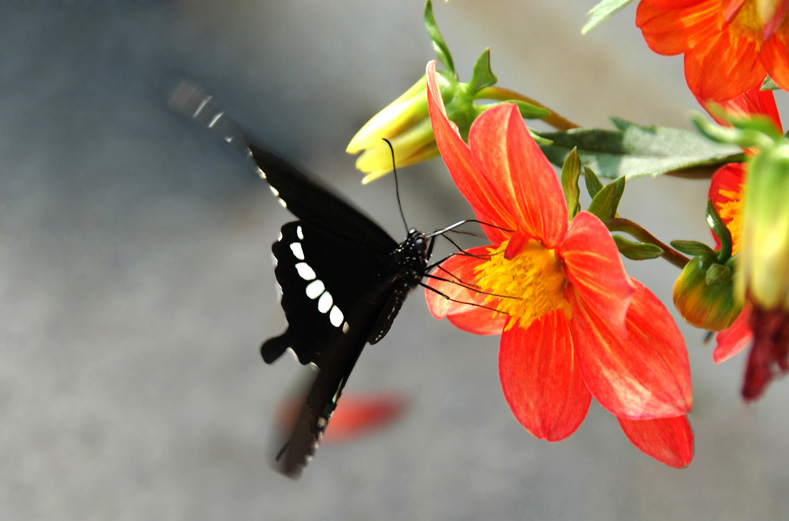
[
  {"left": 557, "top": 211, "right": 635, "bottom": 337},
  {"left": 637, "top": 0, "right": 721, "bottom": 55},
  {"left": 425, "top": 246, "right": 490, "bottom": 318},
  {"left": 714, "top": 305, "right": 753, "bottom": 363},
  {"left": 759, "top": 34, "right": 789, "bottom": 93},
  {"left": 447, "top": 308, "right": 506, "bottom": 335},
  {"left": 708, "top": 162, "right": 745, "bottom": 252},
  {"left": 426, "top": 61, "right": 513, "bottom": 244},
  {"left": 618, "top": 415, "right": 695, "bottom": 468},
  {"left": 503, "top": 105, "right": 569, "bottom": 247},
  {"left": 685, "top": 31, "right": 764, "bottom": 101},
  {"left": 569, "top": 280, "right": 693, "bottom": 419},
  {"left": 699, "top": 85, "right": 781, "bottom": 129},
  {"left": 499, "top": 310, "right": 591, "bottom": 441},
  {"left": 424, "top": 246, "right": 506, "bottom": 335}
]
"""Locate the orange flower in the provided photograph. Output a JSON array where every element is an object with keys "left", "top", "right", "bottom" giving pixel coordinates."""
[
  {"left": 705, "top": 87, "right": 781, "bottom": 377},
  {"left": 424, "top": 60, "right": 694, "bottom": 467},
  {"left": 637, "top": 0, "right": 789, "bottom": 101}
]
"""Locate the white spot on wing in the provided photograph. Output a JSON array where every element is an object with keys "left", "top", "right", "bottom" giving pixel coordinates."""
[
  {"left": 257, "top": 167, "right": 267, "bottom": 179},
  {"left": 295, "top": 262, "right": 316, "bottom": 281},
  {"left": 193, "top": 96, "right": 211, "bottom": 117},
  {"left": 329, "top": 306, "right": 344, "bottom": 327},
  {"left": 296, "top": 226, "right": 304, "bottom": 240},
  {"left": 342, "top": 322, "right": 349, "bottom": 334},
  {"left": 317, "top": 292, "right": 333, "bottom": 313},
  {"left": 305, "top": 279, "right": 325, "bottom": 299},
  {"left": 208, "top": 111, "right": 224, "bottom": 128},
  {"left": 290, "top": 242, "right": 305, "bottom": 260},
  {"left": 278, "top": 198, "right": 287, "bottom": 209},
  {"left": 269, "top": 185, "right": 280, "bottom": 197}
]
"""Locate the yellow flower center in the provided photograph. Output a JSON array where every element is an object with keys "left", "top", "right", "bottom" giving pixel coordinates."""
[
  {"left": 727, "top": 0, "right": 789, "bottom": 44},
  {"left": 717, "top": 183, "right": 745, "bottom": 254},
  {"left": 474, "top": 239, "right": 571, "bottom": 331}
]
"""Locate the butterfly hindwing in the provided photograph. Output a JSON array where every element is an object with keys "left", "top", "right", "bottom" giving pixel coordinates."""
[{"left": 261, "top": 220, "right": 391, "bottom": 366}]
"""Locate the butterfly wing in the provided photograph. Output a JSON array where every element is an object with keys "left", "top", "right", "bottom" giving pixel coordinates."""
[
  {"left": 264, "top": 220, "right": 411, "bottom": 477},
  {"left": 169, "top": 81, "right": 416, "bottom": 477}
]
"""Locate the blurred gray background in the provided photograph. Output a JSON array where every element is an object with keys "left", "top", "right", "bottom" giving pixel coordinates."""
[{"left": 2, "top": 1, "right": 787, "bottom": 520}]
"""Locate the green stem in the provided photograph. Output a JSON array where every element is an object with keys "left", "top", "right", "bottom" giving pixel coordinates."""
[
  {"left": 475, "top": 86, "right": 580, "bottom": 131},
  {"left": 606, "top": 217, "right": 690, "bottom": 269}
]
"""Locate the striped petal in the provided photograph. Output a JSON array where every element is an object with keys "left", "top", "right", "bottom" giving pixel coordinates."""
[
  {"left": 557, "top": 211, "right": 634, "bottom": 338},
  {"left": 426, "top": 61, "right": 512, "bottom": 244},
  {"left": 684, "top": 32, "right": 764, "bottom": 101},
  {"left": 569, "top": 280, "right": 693, "bottom": 420},
  {"left": 503, "top": 105, "right": 569, "bottom": 247},
  {"left": 499, "top": 310, "right": 591, "bottom": 441},
  {"left": 636, "top": 0, "right": 721, "bottom": 55},
  {"left": 759, "top": 34, "right": 789, "bottom": 94}
]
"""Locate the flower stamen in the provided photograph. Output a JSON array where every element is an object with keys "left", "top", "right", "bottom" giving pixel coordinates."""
[{"left": 475, "top": 239, "right": 570, "bottom": 331}]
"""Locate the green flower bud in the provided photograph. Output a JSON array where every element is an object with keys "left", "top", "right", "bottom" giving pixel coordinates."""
[
  {"left": 739, "top": 141, "right": 789, "bottom": 311},
  {"left": 673, "top": 256, "right": 742, "bottom": 331}
]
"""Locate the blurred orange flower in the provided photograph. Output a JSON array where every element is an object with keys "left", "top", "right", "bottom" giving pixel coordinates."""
[{"left": 637, "top": 0, "right": 789, "bottom": 101}]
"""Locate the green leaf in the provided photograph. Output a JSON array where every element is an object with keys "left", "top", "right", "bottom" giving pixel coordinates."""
[
  {"left": 424, "top": 0, "right": 455, "bottom": 77},
  {"left": 706, "top": 263, "right": 733, "bottom": 285},
  {"left": 587, "top": 177, "right": 625, "bottom": 221},
  {"left": 613, "top": 235, "right": 664, "bottom": 260},
  {"left": 537, "top": 118, "right": 744, "bottom": 179},
  {"left": 561, "top": 148, "right": 582, "bottom": 219},
  {"left": 467, "top": 48, "right": 497, "bottom": 93},
  {"left": 670, "top": 240, "right": 717, "bottom": 259},
  {"left": 584, "top": 166, "right": 603, "bottom": 198},
  {"left": 582, "top": 0, "right": 637, "bottom": 34}
]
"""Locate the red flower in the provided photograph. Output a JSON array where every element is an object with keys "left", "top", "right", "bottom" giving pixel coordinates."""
[
  {"left": 637, "top": 0, "right": 789, "bottom": 101},
  {"left": 424, "top": 60, "right": 694, "bottom": 468}
]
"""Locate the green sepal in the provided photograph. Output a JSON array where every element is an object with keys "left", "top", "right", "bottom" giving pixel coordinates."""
[
  {"left": 474, "top": 100, "right": 549, "bottom": 121},
  {"left": 706, "top": 200, "right": 732, "bottom": 262},
  {"left": 670, "top": 240, "right": 717, "bottom": 260},
  {"left": 537, "top": 118, "right": 744, "bottom": 179},
  {"left": 728, "top": 114, "right": 784, "bottom": 140},
  {"left": 706, "top": 263, "right": 733, "bottom": 286},
  {"left": 587, "top": 177, "right": 625, "bottom": 222},
  {"left": 613, "top": 235, "right": 664, "bottom": 260},
  {"left": 466, "top": 48, "right": 497, "bottom": 94},
  {"left": 561, "top": 148, "right": 582, "bottom": 219},
  {"left": 582, "top": 0, "right": 637, "bottom": 34},
  {"left": 424, "top": 0, "right": 455, "bottom": 78},
  {"left": 692, "top": 112, "right": 776, "bottom": 149},
  {"left": 761, "top": 75, "right": 780, "bottom": 91},
  {"left": 583, "top": 166, "right": 603, "bottom": 198}
]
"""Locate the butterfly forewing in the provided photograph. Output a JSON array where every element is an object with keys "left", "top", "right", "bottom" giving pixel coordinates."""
[{"left": 249, "top": 145, "right": 397, "bottom": 253}]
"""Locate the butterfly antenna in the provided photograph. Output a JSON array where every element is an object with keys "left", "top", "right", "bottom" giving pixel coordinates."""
[{"left": 382, "top": 138, "right": 409, "bottom": 234}]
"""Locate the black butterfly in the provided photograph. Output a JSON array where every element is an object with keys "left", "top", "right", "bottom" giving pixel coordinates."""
[{"left": 169, "top": 82, "right": 451, "bottom": 477}]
